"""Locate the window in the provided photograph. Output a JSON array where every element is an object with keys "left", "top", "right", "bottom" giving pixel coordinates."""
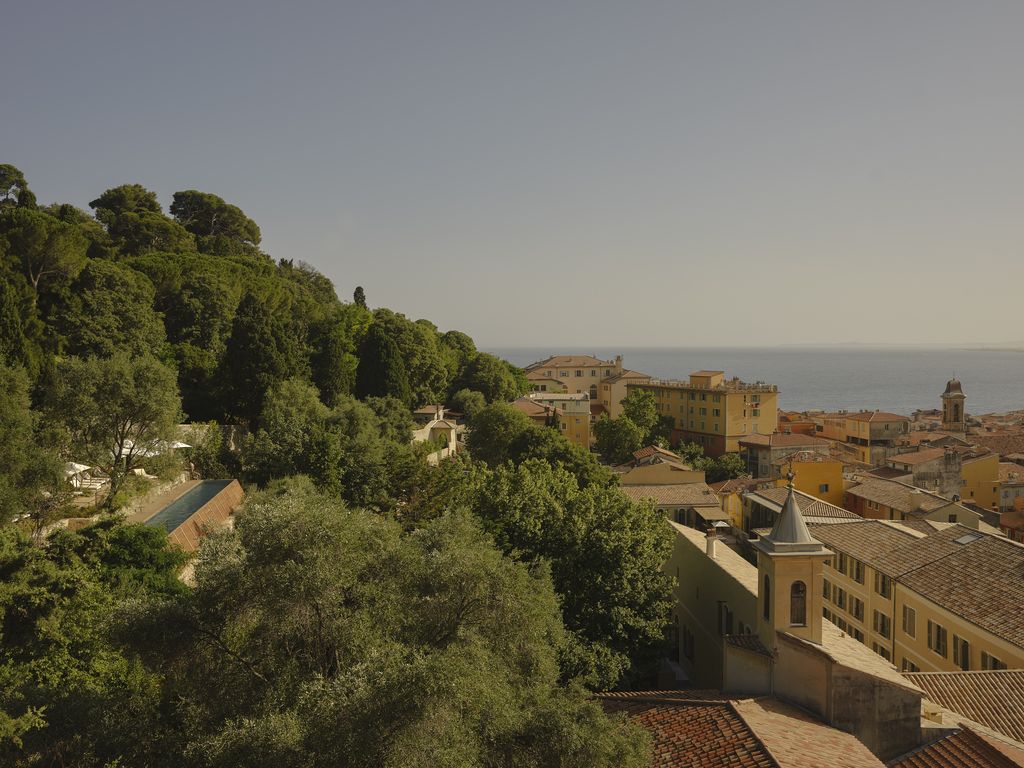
[
  {"left": 763, "top": 575, "right": 771, "bottom": 621},
  {"left": 875, "top": 573, "right": 891, "bottom": 598},
  {"left": 872, "top": 643, "right": 891, "bottom": 661},
  {"left": 713, "top": 394, "right": 721, "bottom": 403},
  {"left": 700, "top": 408, "right": 707, "bottom": 416},
  {"left": 981, "top": 651, "right": 1007, "bottom": 671},
  {"left": 689, "top": 392, "right": 695, "bottom": 401},
  {"left": 823, "top": 578, "right": 831, "bottom": 601},
  {"left": 790, "top": 581, "right": 807, "bottom": 626},
  {"left": 683, "top": 625, "right": 694, "bottom": 662},
  {"left": 713, "top": 408, "right": 721, "bottom": 417},
  {"left": 902, "top": 606, "right": 916, "bottom": 638},
  {"left": 852, "top": 628, "right": 864, "bottom": 642},
  {"left": 836, "top": 617, "right": 848, "bottom": 632},
  {"left": 752, "top": 409, "right": 760, "bottom": 417},
  {"left": 953, "top": 635, "right": 970, "bottom": 670},
  {"left": 901, "top": 658, "right": 920, "bottom": 673},
  {"left": 701, "top": 393, "right": 707, "bottom": 401},
  {"left": 927, "top": 620, "right": 948, "bottom": 657},
  {"left": 575, "top": 370, "right": 582, "bottom": 377},
  {"left": 835, "top": 587, "right": 846, "bottom": 610},
  {"left": 819, "top": 483, "right": 829, "bottom": 493},
  {"left": 559, "top": 370, "right": 568, "bottom": 377},
  {"left": 718, "top": 603, "right": 734, "bottom": 635},
  {"left": 837, "top": 553, "right": 847, "bottom": 574},
  {"left": 873, "top": 610, "right": 891, "bottom": 639},
  {"left": 850, "top": 596, "right": 864, "bottom": 622},
  {"left": 590, "top": 369, "right": 596, "bottom": 376},
  {"left": 851, "top": 559, "right": 864, "bottom": 584}
]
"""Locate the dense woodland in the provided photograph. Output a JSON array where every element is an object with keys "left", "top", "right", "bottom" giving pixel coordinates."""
[{"left": 0, "top": 165, "right": 671, "bottom": 766}]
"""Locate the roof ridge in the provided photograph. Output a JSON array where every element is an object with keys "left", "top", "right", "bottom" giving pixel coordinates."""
[{"left": 728, "top": 699, "right": 785, "bottom": 768}]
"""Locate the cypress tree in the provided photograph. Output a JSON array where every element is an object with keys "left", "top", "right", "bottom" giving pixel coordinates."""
[
  {"left": 219, "top": 293, "right": 289, "bottom": 426},
  {"left": 355, "top": 324, "right": 411, "bottom": 405},
  {"left": 0, "top": 282, "right": 32, "bottom": 370}
]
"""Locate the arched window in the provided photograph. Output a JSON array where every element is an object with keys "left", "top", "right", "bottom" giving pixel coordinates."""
[
  {"left": 763, "top": 575, "right": 771, "bottom": 621},
  {"left": 790, "top": 581, "right": 807, "bottom": 626}
]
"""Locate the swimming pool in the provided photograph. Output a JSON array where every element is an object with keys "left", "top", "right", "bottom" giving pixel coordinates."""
[{"left": 144, "top": 480, "right": 233, "bottom": 534}]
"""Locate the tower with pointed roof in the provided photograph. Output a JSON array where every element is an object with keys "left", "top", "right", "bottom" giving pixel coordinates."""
[
  {"left": 940, "top": 378, "right": 966, "bottom": 432},
  {"left": 753, "top": 474, "right": 832, "bottom": 648}
]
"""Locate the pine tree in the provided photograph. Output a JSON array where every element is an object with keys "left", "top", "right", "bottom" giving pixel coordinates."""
[
  {"left": 355, "top": 324, "right": 411, "bottom": 405},
  {"left": 219, "top": 293, "right": 291, "bottom": 426}
]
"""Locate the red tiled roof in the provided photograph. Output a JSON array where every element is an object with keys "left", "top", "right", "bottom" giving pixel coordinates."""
[
  {"left": 889, "top": 727, "right": 1024, "bottom": 768},
  {"left": 903, "top": 671, "right": 1024, "bottom": 744},
  {"left": 888, "top": 448, "right": 948, "bottom": 466},
  {"left": 596, "top": 693, "right": 884, "bottom": 767},
  {"left": 844, "top": 410, "right": 910, "bottom": 423},
  {"left": 739, "top": 433, "right": 831, "bottom": 448},
  {"left": 524, "top": 354, "right": 615, "bottom": 370}
]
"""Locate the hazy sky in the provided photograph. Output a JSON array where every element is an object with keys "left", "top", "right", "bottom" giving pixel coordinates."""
[{"left": 4, "top": 2, "right": 1023, "bottom": 346}]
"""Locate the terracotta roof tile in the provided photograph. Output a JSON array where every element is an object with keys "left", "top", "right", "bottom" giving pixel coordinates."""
[
  {"left": 746, "top": 487, "right": 861, "bottom": 522},
  {"left": 524, "top": 354, "right": 615, "bottom": 370},
  {"left": 597, "top": 693, "right": 885, "bottom": 767},
  {"left": 889, "top": 727, "right": 1024, "bottom": 768},
  {"left": 897, "top": 534, "right": 1024, "bottom": 649},
  {"left": 903, "top": 671, "right": 1024, "bottom": 744},
  {"left": 808, "top": 521, "right": 921, "bottom": 573},
  {"left": 621, "top": 483, "right": 722, "bottom": 509},
  {"left": 888, "top": 449, "right": 948, "bottom": 466},
  {"left": 844, "top": 411, "right": 911, "bottom": 423},
  {"left": 739, "top": 433, "right": 831, "bottom": 448}
]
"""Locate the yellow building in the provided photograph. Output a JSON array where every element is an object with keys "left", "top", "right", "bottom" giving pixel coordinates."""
[
  {"left": 525, "top": 369, "right": 568, "bottom": 393},
  {"left": 771, "top": 451, "right": 845, "bottom": 507},
  {"left": 597, "top": 368, "right": 651, "bottom": 418},
  {"left": 523, "top": 354, "right": 625, "bottom": 399},
  {"left": 517, "top": 392, "right": 592, "bottom": 449},
  {"left": 627, "top": 370, "right": 778, "bottom": 457},
  {"left": 811, "top": 520, "right": 1024, "bottom": 674},
  {"left": 818, "top": 411, "right": 911, "bottom": 465},
  {"left": 961, "top": 452, "right": 999, "bottom": 510},
  {"left": 664, "top": 482, "right": 927, "bottom": 761}
]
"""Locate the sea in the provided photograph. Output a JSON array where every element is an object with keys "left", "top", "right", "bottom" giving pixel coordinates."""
[{"left": 486, "top": 346, "right": 1024, "bottom": 416}]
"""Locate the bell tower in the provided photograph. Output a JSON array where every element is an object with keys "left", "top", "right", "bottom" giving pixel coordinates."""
[
  {"left": 941, "top": 378, "right": 966, "bottom": 433},
  {"left": 754, "top": 474, "right": 832, "bottom": 649}
]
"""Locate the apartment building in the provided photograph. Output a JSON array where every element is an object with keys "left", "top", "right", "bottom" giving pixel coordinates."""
[
  {"left": 844, "top": 476, "right": 984, "bottom": 529},
  {"left": 818, "top": 410, "right": 911, "bottom": 465},
  {"left": 517, "top": 392, "right": 591, "bottom": 449},
  {"left": 522, "top": 354, "right": 625, "bottom": 398},
  {"left": 810, "top": 520, "right": 1024, "bottom": 674},
  {"left": 597, "top": 368, "right": 651, "bottom": 418},
  {"left": 627, "top": 370, "right": 778, "bottom": 457},
  {"left": 737, "top": 432, "right": 831, "bottom": 479}
]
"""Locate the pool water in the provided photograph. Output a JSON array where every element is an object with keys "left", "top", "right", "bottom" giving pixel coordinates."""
[{"left": 144, "top": 480, "right": 232, "bottom": 533}]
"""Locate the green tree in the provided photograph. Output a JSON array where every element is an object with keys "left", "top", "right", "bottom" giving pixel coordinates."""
[
  {"left": 0, "top": 364, "right": 63, "bottom": 527},
  {"left": 0, "top": 520, "right": 183, "bottom": 766},
  {"left": 621, "top": 389, "right": 658, "bottom": 434},
  {"left": 353, "top": 285, "right": 366, "bottom": 308},
  {"left": 90, "top": 184, "right": 195, "bottom": 255},
  {"left": 465, "top": 402, "right": 534, "bottom": 466},
  {"left": 48, "top": 353, "right": 182, "bottom": 507},
  {"left": 0, "top": 208, "right": 88, "bottom": 308},
  {"left": 472, "top": 460, "right": 673, "bottom": 689},
  {"left": 451, "top": 352, "right": 527, "bottom": 403},
  {"left": 448, "top": 387, "right": 486, "bottom": 421},
  {"left": 593, "top": 414, "right": 646, "bottom": 464},
  {"left": 0, "top": 165, "right": 33, "bottom": 209},
  {"left": 121, "top": 486, "right": 648, "bottom": 767},
  {"left": 0, "top": 282, "right": 33, "bottom": 371},
  {"left": 354, "top": 323, "right": 411, "bottom": 405},
  {"left": 219, "top": 292, "right": 304, "bottom": 426},
  {"left": 706, "top": 452, "right": 746, "bottom": 483},
  {"left": 56, "top": 259, "right": 166, "bottom": 358},
  {"left": 371, "top": 309, "right": 451, "bottom": 405},
  {"left": 310, "top": 314, "right": 359, "bottom": 407},
  {"left": 169, "top": 189, "right": 261, "bottom": 247}
]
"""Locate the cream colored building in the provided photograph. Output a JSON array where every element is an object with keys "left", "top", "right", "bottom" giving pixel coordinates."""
[
  {"left": 818, "top": 411, "right": 911, "bottom": 465},
  {"left": 519, "top": 392, "right": 592, "bottom": 449},
  {"left": 810, "top": 520, "right": 1024, "bottom": 675},
  {"left": 665, "top": 481, "right": 927, "bottom": 761},
  {"left": 597, "top": 368, "right": 652, "bottom": 418},
  {"left": 627, "top": 370, "right": 778, "bottom": 457},
  {"left": 523, "top": 354, "right": 625, "bottom": 399}
]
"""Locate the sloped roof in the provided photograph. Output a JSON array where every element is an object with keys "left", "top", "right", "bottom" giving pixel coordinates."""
[
  {"left": 889, "top": 726, "right": 1024, "bottom": 768},
  {"left": 746, "top": 486, "right": 861, "bottom": 523},
  {"left": 739, "top": 433, "right": 831, "bottom": 448},
  {"left": 808, "top": 521, "right": 921, "bottom": 574},
  {"left": 634, "top": 445, "right": 686, "bottom": 462},
  {"left": 888, "top": 448, "right": 948, "bottom": 466},
  {"left": 845, "top": 477, "right": 949, "bottom": 515},
  {"left": 596, "top": 693, "right": 884, "bottom": 768},
  {"left": 897, "top": 534, "right": 1024, "bottom": 649},
  {"left": 620, "top": 483, "right": 721, "bottom": 509},
  {"left": 524, "top": 354, "right": 614, "bottom": 370},
  {"left": 844, "top": 410, "right": 910, "bottom": 423},
  {"left": 903, "top": 671, "right": 1024, "bottom": 744}
]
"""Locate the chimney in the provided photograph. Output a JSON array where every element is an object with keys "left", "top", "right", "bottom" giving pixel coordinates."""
[
  {"left": 614, "top": 354, "right": 623, "bottom": 374},
  {"left": 706, "top": 526, "right": 718, "bottom": 559}
]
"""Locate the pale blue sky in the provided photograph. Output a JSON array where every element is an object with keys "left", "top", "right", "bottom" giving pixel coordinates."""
[{"left": 4, "top": 2, "right": 1023, "bottom": 346}]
